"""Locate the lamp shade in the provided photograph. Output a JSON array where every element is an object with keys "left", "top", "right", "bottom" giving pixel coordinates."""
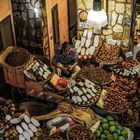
[{"left": 87, "top": 9, "right": 107, "bottom": 27}]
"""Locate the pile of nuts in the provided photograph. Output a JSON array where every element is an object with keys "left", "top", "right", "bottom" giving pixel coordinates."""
[
  {"left": 104, "top": 92, "right": 129, "bottom": 113},
  {"left": 96, "top": 44, "right": 120, "bottom": 64},
  {"left": 67, "top": 125, "right": 95, "bottom": 140},
  {"left": 107, "top": 76, "right": 137, "bottom": 96},
  {"left": 5, "top": 48, "right": 30, "bottom": 67},
  {"left": 114, "top": 60, "right": 140, "bottom": 78},
  {"left": 78, "top": 65, "right": 112, "bottom": 85}
]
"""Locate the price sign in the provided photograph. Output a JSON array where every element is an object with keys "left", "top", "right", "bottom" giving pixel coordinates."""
[
  {"left": 107, "top": 39, "right": 117, "bottom": 46},
  {"left": 125, "top": 51, "right": 133, "bottom": 58}
]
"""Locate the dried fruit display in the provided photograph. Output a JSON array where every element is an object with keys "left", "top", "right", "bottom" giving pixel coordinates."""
[
  {"left": 96, "top": 43, "right": 120, "bottom": 64},
  {"left": 67, "top": 124, "right": 95, "bottom": 140},
  {"left": 5, "top": 48, "right": 30, "bottom": 67},
  {"left": 107, "top": 76, "right": 137, "bottom": 96},
  {"left": 104, "top": 92, "right": 129, "bottom": 114},
  {"left": 65, "top": 78, "right": 101, "bottom": 106},
  {"left": 78, "top": 65, "right": 112, "bottom": 85},
  {"left": 114, "top": 59, "right": 140, "bottom": 78}
]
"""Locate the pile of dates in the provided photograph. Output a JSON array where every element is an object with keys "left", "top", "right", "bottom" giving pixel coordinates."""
[
  {"left": 107, "top": 76, "right": 137, "bottom": 97},
  {"left": 104, "top": 92, "right": 129, "bottom": 113}
]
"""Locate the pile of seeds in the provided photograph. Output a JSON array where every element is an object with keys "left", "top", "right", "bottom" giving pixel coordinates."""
[{"left": 5, "top": 48, "right": 30, "bottom": 67}]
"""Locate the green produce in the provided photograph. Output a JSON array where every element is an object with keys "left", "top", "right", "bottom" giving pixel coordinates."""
[
  {"left": 121, "top": 130, "right": 127, "bottom": 137},
  {"left": 101, "top": 118, "right": 108, "bottom": 124},
  {"left": 96, "top": 130, "right": 101, "bottom": 137},
  {"left": 102, "top": 123, "right": 109, "bottom": 130},
  {"left": 109, "top": 121, "right": 116, "bottom": 126},
  {"left": 106, "top": 134, "right": 113, "bottom": 140},
  {"left": 117, "top": 129, "right": 121, "bottom": 135},
  {"left": 117, "top": 125, "right": 124, "bottom": 131},
  {"left": 118, "top": 136, "right": 125, "bottom": 140},
  {"left": 103, "top": 130, "right": 110, "bottom": 135},
  {"left": 96, "top": 116, "right": 127, "bottom": 140},
  {"left": 106, "top": 115, "right": 114, "bottom": 121},
  {"left": 100, "top": 134, "right": 106, "bottom": 140},
  {"left": 99, "top": 126, "right": 103, "bottom": 132},
  {"left": 109, "top": 126, "right": 117, "bottom": 133},
  {"left": 113, "top": 133, "right": 119, "bottom": 140}
]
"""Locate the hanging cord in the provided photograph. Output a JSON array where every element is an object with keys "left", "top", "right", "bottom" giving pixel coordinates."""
[{"left": 81, "top": 0, "right": 88, "bottom": 11}]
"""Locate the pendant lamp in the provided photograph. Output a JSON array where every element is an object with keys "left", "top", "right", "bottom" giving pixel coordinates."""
[{"left": 87, "top": 0, "right": 107, "bottom": 27}]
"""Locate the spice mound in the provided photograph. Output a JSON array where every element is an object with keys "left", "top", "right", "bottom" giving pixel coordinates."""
[
  {"left": 67, "top": 125, "right": 95, "bottom": 140},
  {"left": 5, "top": 48, "right": 30, "bottom": 67},
  {"left": 96, "top": 43, "right": 120, "bottom": 64},
  {"left": 78, "top": 65, "right": 112, "bottom": 85},
  {"left": 104, "top": 92, "right": 129, "bottom": 114}
]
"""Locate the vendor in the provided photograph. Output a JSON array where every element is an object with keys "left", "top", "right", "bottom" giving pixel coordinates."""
[{"left": 53, "top": 42, "right": 81, "bottom": 79}]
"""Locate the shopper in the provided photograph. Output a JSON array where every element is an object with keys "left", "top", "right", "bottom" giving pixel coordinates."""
[{"left": 53, "top": 42, "right": 81, "bottom": 79}]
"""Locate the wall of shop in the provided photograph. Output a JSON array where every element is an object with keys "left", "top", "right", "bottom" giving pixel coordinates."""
[
  {"left": 77, "top": 0, "right": 132, "bottom": 48},
  {"left": 0, "top": 0, "right": 16, "bottom": 45},
  {"left": 45, "top": 0, "right": 69, "bottom": 62}
]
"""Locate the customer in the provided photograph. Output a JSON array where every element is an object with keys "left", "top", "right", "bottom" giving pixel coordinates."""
[{"left": 53, "top": 42, "right": 81, "bottom": 79}]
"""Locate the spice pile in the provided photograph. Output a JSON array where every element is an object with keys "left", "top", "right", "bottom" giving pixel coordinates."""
[
  {"left": 107, "top": 76, "right": 137, "bottom": 96},
  {"left": 96, "top": 116, "right": 128, "bottom": 140},
  {"left": 78, "top": 65, "right": 112, "bottom": 85},
  {"left": 104, "top": 92, "right": 129, "bottom": 113},
  {"left": 67, "top": 125, "right": 95, "bottom": 140},
  {"left": 96, "top": 43, "right": 120, "bottom": 64},
  {"left": 114, "top": 60, "right": 140, "bottom": 78},
  {"left": 65, "top": 79, "right": 101, "bottom": 106},
  {"left": 5, "top": 48, "right": 30, "bottom": 67}
]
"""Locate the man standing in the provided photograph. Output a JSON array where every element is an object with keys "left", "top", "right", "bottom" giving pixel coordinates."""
[{"left": 53, "top": 42, "right": 81, "bottom": 79}]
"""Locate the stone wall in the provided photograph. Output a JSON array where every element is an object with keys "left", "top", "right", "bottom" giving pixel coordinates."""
[
  {"left": 11, "top": 0, "right": 49, "bottom": 55},
  {"left": 104, "top": 0, "right": 132, "bottom": 47},
  {"left": 77, "top": 0, "right": 132, "bottom": 47}
]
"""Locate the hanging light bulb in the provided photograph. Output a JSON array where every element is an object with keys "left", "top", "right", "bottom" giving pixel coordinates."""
[{"left": 87, "top": 0, "right": 107, "bottom": 27}]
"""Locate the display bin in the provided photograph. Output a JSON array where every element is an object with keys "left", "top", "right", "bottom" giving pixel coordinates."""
[{"left": 0, "top": 46, "right": 30, "bottom": 88}]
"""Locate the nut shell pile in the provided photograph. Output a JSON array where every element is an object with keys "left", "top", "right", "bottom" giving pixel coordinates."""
[
  {"left": 96, "top": 43, "right": 120, "bottom": 64},
  {"left": 104, "top": 92, "right": 129, "bottom": 114},
  {"left": 67, "top": 125, "right": 95, "bottom": 140},
  {"left": 107, "top": 76, "right": 137, "bottom": 96},
  {"left": 65, "top": 79, "right": 101, "bottom": 106},
  {"left": 78, "top": 65, "right": 112, "bottom": 85}
]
